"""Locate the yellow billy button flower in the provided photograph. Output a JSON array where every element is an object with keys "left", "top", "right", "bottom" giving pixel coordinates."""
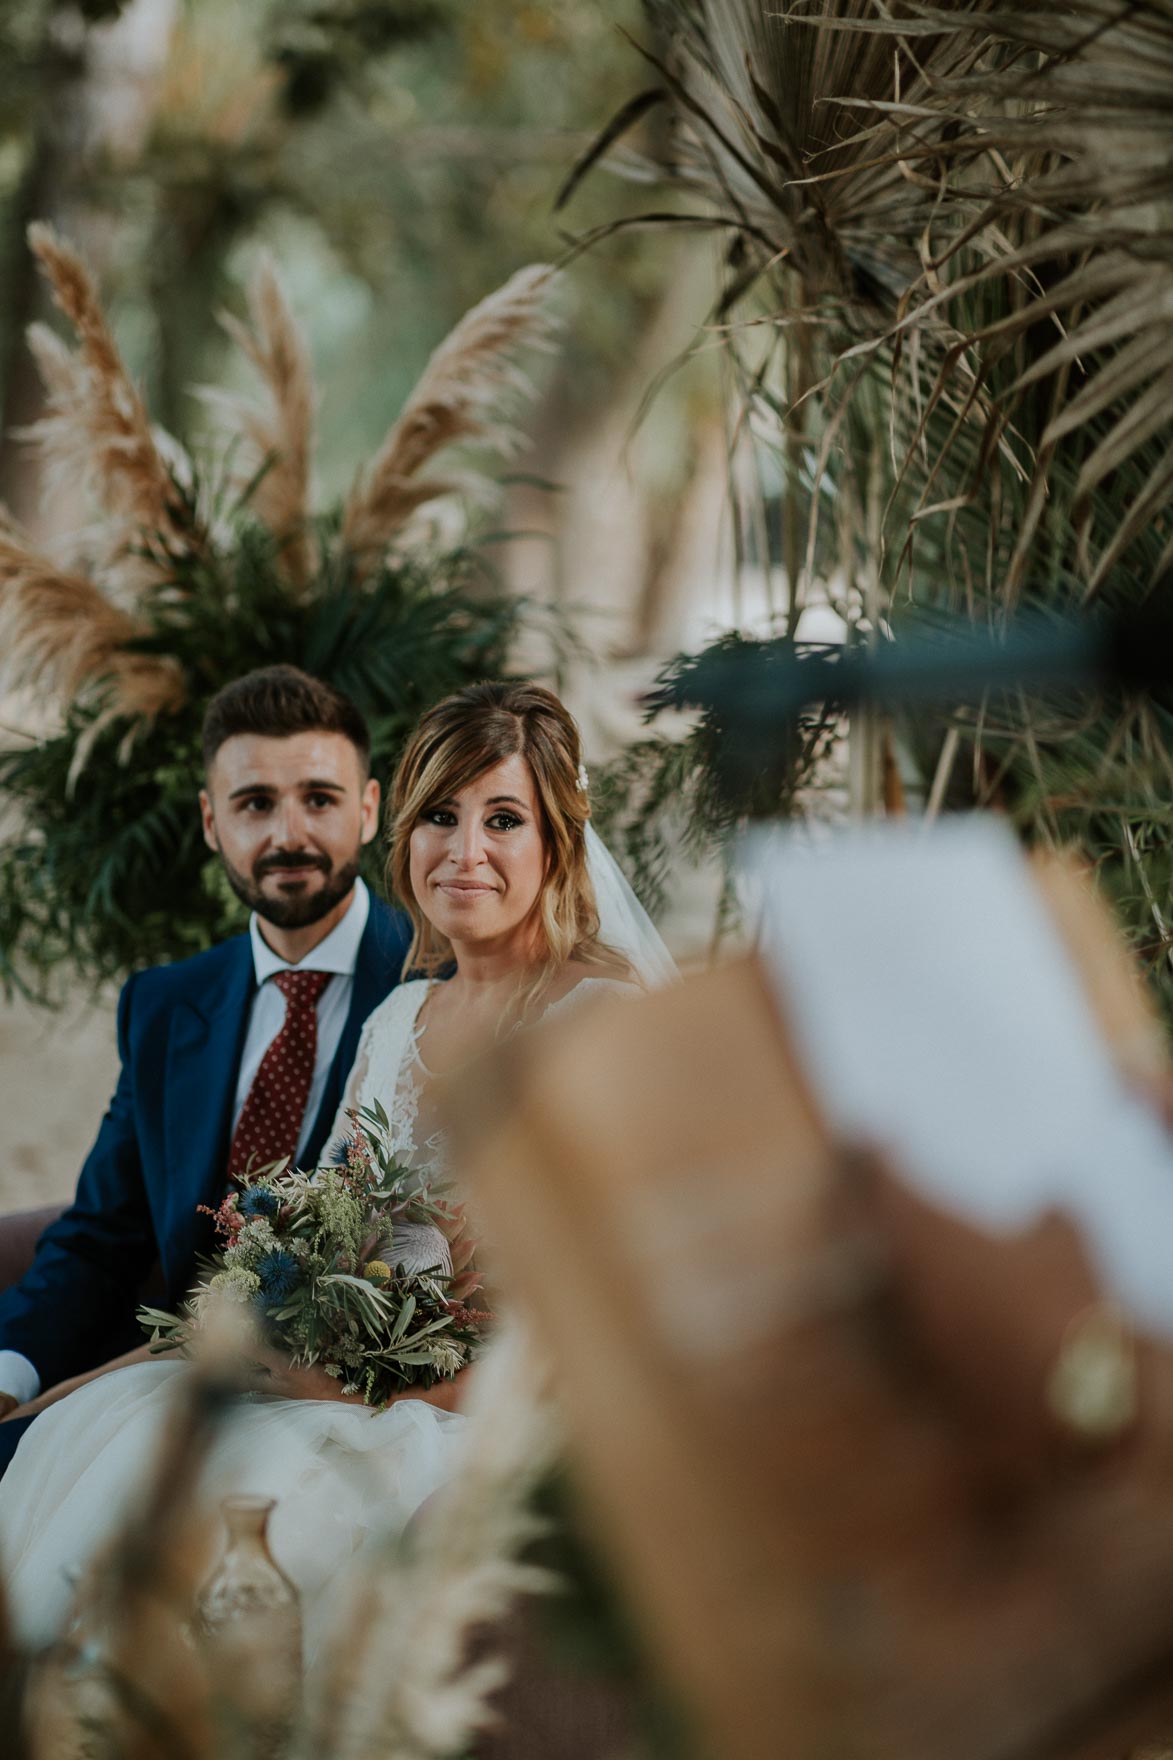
[{"left": 362, "top": 1260, "right": 392, "bottom": 1285}]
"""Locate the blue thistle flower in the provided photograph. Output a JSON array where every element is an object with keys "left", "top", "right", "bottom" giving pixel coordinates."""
[
  {"left": 239, "top": 1186, "right": 280, "bottom": 1220},
  {"left": 256, "top": 1249, "right": 301, "bottom": 1303}
]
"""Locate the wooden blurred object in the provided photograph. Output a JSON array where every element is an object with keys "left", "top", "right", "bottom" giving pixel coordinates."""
[
  {"left": 1031, "top": 848, "right": 1169, "bottom": 1089},
  {"left": 454, "top": 947, "right": 1173, "bottom": 1760},
  {"left": 457, "top": 958, "right": 833, "bottom": 1756}
]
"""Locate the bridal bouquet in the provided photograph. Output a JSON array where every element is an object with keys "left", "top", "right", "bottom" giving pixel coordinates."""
[{"left": 139, "top": 1105, "right": 491, "bottom": 1404}]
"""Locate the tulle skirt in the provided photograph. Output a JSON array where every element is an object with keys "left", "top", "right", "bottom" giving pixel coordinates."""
[{"left": 0, "top": 1360, "right": 468, "bottom": 1660}]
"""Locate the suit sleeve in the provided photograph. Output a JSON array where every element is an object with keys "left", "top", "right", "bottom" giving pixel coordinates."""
[{"left": 0, "top": 973, "right": 159, "bottom": 1389}]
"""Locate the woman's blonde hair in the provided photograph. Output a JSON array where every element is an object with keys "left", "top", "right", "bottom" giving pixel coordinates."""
[{"left": 387, "top": 681, "right": 632, "bottom": 994}]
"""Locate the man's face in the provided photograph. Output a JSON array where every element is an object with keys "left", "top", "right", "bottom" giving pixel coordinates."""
[{"left": 200, "top": 732, "right": 380, "bottom": 930}]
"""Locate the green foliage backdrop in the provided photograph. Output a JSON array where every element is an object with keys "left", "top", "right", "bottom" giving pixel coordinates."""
[
  {"left": 0, "top": 527, "right": 522, "bottom": 999},
  {"left": 0, "top": 220, "right": 558, "bottom": 1003}
]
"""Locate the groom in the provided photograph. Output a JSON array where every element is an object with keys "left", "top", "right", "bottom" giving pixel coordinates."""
[{"left": 0, "top": 665, "right": 411, "bottom": 1468}]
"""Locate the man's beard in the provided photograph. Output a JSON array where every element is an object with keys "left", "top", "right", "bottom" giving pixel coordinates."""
[{"left": 220, "top": 849, "right": 362, "bottom": 930}]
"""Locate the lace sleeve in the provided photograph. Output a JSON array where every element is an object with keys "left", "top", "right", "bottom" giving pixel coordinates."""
[{"left": 320, "top": 981, "right": 431, "bottom": 1165}]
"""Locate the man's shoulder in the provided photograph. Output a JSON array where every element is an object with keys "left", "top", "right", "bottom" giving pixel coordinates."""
[
  {"left": 125, "top": 933, "right": 252, "bottom": 1010},
  {"left": 124, "top": 897, "right": 409, "bottom": 1014}
]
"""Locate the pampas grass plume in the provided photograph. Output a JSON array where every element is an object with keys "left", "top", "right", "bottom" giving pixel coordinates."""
[
  {"left": 341, "top": 264, "right": 558, "bottom": 569},
  {"left": 211, "top": 253, "right": 317, "bottom": 590},
  {"left": 24, "top": 223, "right": 198, "bottom": 572},
  {"left": 315, "top": 1322, "right": 559, "bottom": 1760}
]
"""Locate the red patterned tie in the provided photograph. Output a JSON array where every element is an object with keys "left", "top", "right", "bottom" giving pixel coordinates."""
[{"left": 228, "top": 969, "right": 333, "bottom": 1181}]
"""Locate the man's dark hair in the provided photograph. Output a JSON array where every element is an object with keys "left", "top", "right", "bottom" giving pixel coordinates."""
[{"left": 201, "top": 665, "right": 371, "bottom": 775}]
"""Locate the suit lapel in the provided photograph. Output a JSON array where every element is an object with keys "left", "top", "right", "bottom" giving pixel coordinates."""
[
  {"left": 303, "top": 901, "right": 406, "bottom": 1165},
  {"left": 164, "top": 938, "right": 255, "bottom": 1220}
]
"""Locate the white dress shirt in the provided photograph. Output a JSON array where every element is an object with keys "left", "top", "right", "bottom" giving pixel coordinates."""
[
  {"left": 0, "top": 881, "right": 371, "bottom": 1408},
  {"left": 233, "top": 876, "right": 370, "bottom": 1162}
]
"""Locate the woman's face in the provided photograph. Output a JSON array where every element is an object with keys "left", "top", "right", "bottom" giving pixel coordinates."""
[{"left": 409, "top": 753, "right": 548, "bottom": 956}]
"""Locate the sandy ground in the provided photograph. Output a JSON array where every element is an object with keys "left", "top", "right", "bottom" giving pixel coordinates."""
[{"left": 0, "top": 989, "right": 120, "bottom": 1214}]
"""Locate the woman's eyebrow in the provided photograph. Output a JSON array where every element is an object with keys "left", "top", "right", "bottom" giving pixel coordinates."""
[{"left": 428, "top": 794, "right": 527, "bottom": 810}]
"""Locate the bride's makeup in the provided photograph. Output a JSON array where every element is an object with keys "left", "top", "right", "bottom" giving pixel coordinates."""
[{"left": 409, "top": 753, "right": 546, "bottom": 952}]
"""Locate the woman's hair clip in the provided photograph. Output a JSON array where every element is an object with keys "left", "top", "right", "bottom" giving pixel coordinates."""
[{"left": 576, "top": 763, "right": 590, "bottom": 794}]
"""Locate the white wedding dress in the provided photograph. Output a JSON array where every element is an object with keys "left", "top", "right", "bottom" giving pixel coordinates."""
[{"left": 0, "top": 974, "right": 632, "bottom": 1660}]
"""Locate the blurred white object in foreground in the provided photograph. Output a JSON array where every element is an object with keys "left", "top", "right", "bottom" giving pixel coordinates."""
[{"left": 744, "top": 815, "right": 1173, "bottom": 1339}]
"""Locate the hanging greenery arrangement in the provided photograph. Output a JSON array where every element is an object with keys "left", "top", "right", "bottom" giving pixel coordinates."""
[
  {"left": 593, "top": 632, "right": 845, "bottom": 936},
  {"left": 0, "top": 227, "right": 557, "bottom": 1001}
]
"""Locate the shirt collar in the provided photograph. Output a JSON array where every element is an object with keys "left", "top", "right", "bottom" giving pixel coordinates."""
[{"left": 249, "top": 876, "right": 370, "bottom": 987}]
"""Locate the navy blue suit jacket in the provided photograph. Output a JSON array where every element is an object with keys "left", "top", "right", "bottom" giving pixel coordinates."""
[{"left": 0, "top": 895, "right": 411, "bottom": 1393}]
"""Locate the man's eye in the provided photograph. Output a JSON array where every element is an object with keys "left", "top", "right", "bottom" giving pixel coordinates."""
[
  {"left": 487, "top": 812, "right": 522, "bottom": 831},
  {"left": 307, "top": 794, "right": 335, "bottom": 809},
  {"left": 240, "top": 798, "right": 271, "bottom": 813}
]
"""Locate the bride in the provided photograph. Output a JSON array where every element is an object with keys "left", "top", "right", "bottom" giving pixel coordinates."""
[{"left": 0, "top": 680, "right": 673, "bottom": 1655}]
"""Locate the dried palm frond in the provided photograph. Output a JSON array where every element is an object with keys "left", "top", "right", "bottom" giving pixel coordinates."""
[
  {"left": 642, "top": 0, "right": 997, "bottom": 313},
  {"left": 891, "top": 5, "right": 1173, "bottom": 602},
  {"left": 597, "top": 0, "right": 1173, "bottom": 622},
  {"left": 771, "top": 1, "right": 1173, "bottom": 604},
  {"left": 570, "top": 0, "right": 1173, "bottom": 1011},
  {"left": 342, "top": 263, "right": 558, "bottom": 568},
  {"left": 205, "top": 253, "right": 318, "bottom": 591},
  {"left": 576, "top": 1, "right": 1020, "bottom": 636},
  {"left": 23, "top": 224, "right": 202, "bottom": 576}
]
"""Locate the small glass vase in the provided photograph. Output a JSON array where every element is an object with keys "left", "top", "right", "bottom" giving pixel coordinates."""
[
  {"left": 196, "top": 1495, "right": 302, "bottom": 1758},
  {"left": 27, "top": 1594, "right": 121, "bottom": 1760}
]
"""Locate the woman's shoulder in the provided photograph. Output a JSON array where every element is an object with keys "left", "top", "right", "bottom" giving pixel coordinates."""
[{"left": 360, "top": 976, "right": 434, "bottom": 1041}]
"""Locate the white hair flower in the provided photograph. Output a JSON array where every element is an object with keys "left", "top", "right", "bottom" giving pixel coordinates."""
[{"left": 576, "top": 763, "right": 589, "bottom": 793}]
